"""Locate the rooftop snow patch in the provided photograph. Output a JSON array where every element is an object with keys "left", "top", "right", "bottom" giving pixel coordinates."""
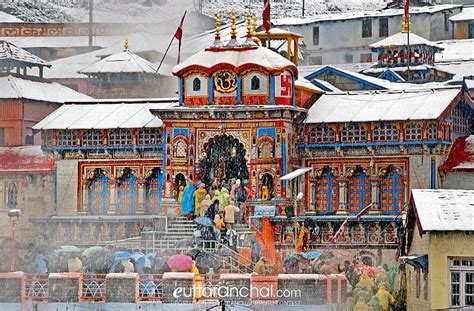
[
  {"left": 369, "top": 32, "right": 443, "bottom": 50},
  {"left": 439, "top": 135, "right": 474, "bottom": 173},
  {"left": 306, "top": 88, "right": 460, "bottom": 123},
  {"left": 0, "top": 40, "right": 50, "bottom": 67},
  {"left": 449, "top": 7, "right": 474, "bottom": 22},
  {"left": 78, "top": 50, "right": 157, "bottom": 74},
  {"left": 0, "top": 75, "right": 92, "bottom": 103},
  {"left": 412, "top": 189, "right": 474, "bottom": 232}
]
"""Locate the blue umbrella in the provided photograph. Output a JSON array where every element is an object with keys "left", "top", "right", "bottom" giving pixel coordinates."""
[
  {"left": 113, "top": 251, "right": 131, "bottom": 261},
  {"left": 195, "top": 216, "right": 214, "bottom": 227},
  {"left": 300, "top": 251, "right": 321, "bottom": 260}
]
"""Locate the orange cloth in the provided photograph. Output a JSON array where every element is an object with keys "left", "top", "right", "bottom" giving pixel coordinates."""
[
  {"left": 215, "top": 219, "right": 225, "bottom": 230},
  {"left": 295, "top": 223, "right": 305, "bottom": 253}
]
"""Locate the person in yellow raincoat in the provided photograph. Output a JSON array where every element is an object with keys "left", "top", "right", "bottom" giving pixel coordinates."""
[
  {"left": 357, "top": 272, "right": 375, "bottom": 295},
  {"left": 191, "top": 261, "right": 201, "bottom": 299},
  {"left": 354, "top": 297, "right": 370, "bottom": 311},
  {"left": 194, "top": 184, "right": 207, "bottom": 217},
  {"left": 375, "top": 283, "right": 395, "bottom": 311}
]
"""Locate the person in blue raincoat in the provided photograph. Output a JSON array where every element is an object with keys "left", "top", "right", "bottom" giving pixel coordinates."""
[{"left": 181, "top": 181, "right": 196, "bottom": 219}]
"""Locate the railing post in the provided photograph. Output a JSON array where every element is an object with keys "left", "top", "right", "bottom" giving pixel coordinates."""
[
  {"left": 105, "top": 273, "right": 139, "bottom": 303},
  {"left": 48, "top": 272, "right": 82, "bottom": 303},
  {"left": 0, "top": 272, "right": 26, "bottom": 303}
]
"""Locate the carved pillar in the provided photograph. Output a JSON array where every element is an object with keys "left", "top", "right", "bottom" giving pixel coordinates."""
[
  {"left": 81, "top": 183, "right": 88, "bottom": 215},
  {"left": 337, "top": 178, "right": 348, "bottom": 215},
  {"left": 109, "top": 181, "right": 117, "bottom": 215},
  {"left": 369, "top": 178, "right": 381, "bottom": 214},
  {"left": 137, "top": 180, "right": 145, "bottom": 215}
]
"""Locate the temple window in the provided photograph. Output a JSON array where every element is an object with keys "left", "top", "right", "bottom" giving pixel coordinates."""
[
  {"left": 379, "top": 17, "right": 388, "bottom": 37},
  {"left": 452, "top": 104, "right": 470, "bottom": 135},
  {"left": 83, "top": 130, "right": 103, "bottom": 146},
  {"left": 86, "top": 168, "right": 108, "bottom": 215},
  {"left": 251, "top": 76, "right": 260, "bottom": 91},
  {"left": 373, "top": 123, "right": 399, "bottom": 141},
  {"left": 175, "top": 139, "right": 187, "bottom": 157},
  {"left": 310, "top": 125, "right": 335, "bottom": 143},
  {"left": 192, "top": 77, "right": 201, "bottom": 92},
  {"left": 258, "top": 141, "right": 274, "bottom": 158},
  {"left": 341, "top": 124, "right": 367, "bottom": 143},
  {"left": 311, "top": 167, "right": 337, "bottom": 214},
  {"left": 348, "top": 166, "right": 371, "bottom": 212},
  {"left": 42, "top": 131, "right": 54, "bottom": 146},
  {"left": 380, "top": 165, "right": 405, "bottom": 213},
  {"left": 427, "top": 123, "right": 438, "bottom": 140},
  {"left": 405, "top": 123, "right": 422, "bottom": 141},
  {"left": 116, "top": 167, "right": 138, "bottom": 215},
  {"left": 362, "top": 19, "right": 372, "bottom": 38},
  {"left": 109, "top": 129, "right": 132, "bottom": 146},
  {"left": 138, "top": 128, "right": 162, "bottom": 145},
  {"left": 145, "top": 167, "right": 161, "bottom": 215},
  {"left": 57, "top": 130, "right": 76, "bottom": 146}
]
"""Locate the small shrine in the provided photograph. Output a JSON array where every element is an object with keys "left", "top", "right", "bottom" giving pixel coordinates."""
[{"left": 0, "top": 40, "right": 51, "bottom": 78}]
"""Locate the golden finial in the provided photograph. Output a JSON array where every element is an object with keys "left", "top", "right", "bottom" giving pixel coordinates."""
[
  {"left": 215, "top": 11, "right": 221, "bottom": 38},
  {"left": 231, "top": 8, "right": 237, "bottom": 39},
  {"left": 402, "top": 14, "right": 411, "bottom": 33},
  {"left": 246, "top": 10, "right": 252, "bottom": 37},
  {"left": 124, "top": 38, "right": 129, "bottom": 51},
  {"left": 252, "top": 13, "right": 257, "bottom": 37}
]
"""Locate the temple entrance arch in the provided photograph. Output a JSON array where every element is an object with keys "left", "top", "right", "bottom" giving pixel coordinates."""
[
  {"left": 259, "top": 172, "right": 274, "bottom": 200},
  {"left": 199, "top": 134, "right": 249, "bottom": 188}
]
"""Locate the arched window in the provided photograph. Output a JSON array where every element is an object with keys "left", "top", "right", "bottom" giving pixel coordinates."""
[
  {"left": 116, "top": 168, "right": 138, "bottom": 215},
  {"left": 57, "top": 130, "right": 75, "bottom": 146},
  {"left": 405, "top": 123, "right": 422, "bottom": 141},
  {"left": 310, "top": 125, "right": 336, "bottom": 143},
  {"left": 373, "top": 123, "right": 399, "bottom": 141},
  {"left": 251, "top": 76, "right": 260, "bottom": 90},
  {"left": 86, "top": 168, "right": 108, "bottom": 215},
  {"left": 175, "top": 139, "right": 187, "bottom": 157},
  {"left": 380, "top": 166, "right": 405, "bottom": 213},
  {"left": 109, "top": 129, "right": 132, "bottom": 146},
  {"left": 83, "top": 130, "right": 103, "bottom": 146},
  {"left": 341, "top": 124, "right": 367, "bottom": 143},
  {"left": 348, "top": 166, "right": 371, "bottom": 212},
  {"left": 193, "top": 77, "right": 201, "bottom": 92},
  {"left": 258, "top": 141, "right": 273, "bottom": 158},
  {"left": 138, "top": 128, "right": 162, "bottom": 145},
  {"left": 311, "top": 167, "right": 337, "bottom": 214},
  {"left": 427, "top": 123, "right": 438, "bottom": 140}
]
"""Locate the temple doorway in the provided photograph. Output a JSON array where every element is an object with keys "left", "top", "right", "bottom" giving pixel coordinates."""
[
  {"left": 260, "top": 172, "right": 274, "bottom": 200},
  {"left": 199, "top": 134, "right": 249, "bottom": 188}
]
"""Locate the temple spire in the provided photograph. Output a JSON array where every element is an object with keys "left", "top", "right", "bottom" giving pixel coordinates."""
[
  {"left": 124, "top": 38, "right": 129, "bottom": 51},
  {"left": 226, "top": 8, "right": 240, "bottom": 48},
  {"left": 211, "top": 11, "right": 223, "bottom": 48}
]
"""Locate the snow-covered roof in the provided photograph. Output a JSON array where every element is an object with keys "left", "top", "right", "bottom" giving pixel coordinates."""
[
  {"left": 173, "top": 45, "right": 297, "bottom": 76},
  {"left": 435, "top": 39, "right": 474, "bottom": 62},
  {"left": 78, "top": 50, "right": 157, "bottom": 74},
  {"left": 273, "top": 5, "right": 461, "bottom": 26},
  {"left": 449, "top": 7, "right": 474, "bottom": 22},
  {"left": 33, "top": 101, "right": 178, "bottom": 130},
  {"left": 306, "top": 88, "right": 460, "bottom": 123},
  {"left": 295, "top": 78, "right": 324, "bottom": 94},
  {"left": 369, "top": 32, "right": 443, "bottom": 50},
  {"left": 412, "top": 189, "right": 474, "bottom": 232},
  {"left": 0, "top": 75, "right": 91, "bottom": 103},
  {"left": 280, "top": 167, "right": 313, "bottom": 181},
  {"left": 0, "top": 146, "right": 54, "bottom": 175},
  {"left": 0, "top": 40, "right": 50, "bottom": 67},
  {"left": 439, "top": 135, "right": 474, "bottom": 173}
]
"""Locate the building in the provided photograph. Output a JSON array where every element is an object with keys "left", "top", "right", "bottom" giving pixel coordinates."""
[
  {"left": 450, "top": 6, "right": 474, "bottom": 39},
  {"left": 274, "top": 4, "right": 462, "bottom": 65},
  {"left": 439, "top": 135, "right": 474, "bottom": 189},
  {"left": 403, "top": 189, "right": 474, "bottom": 310}
]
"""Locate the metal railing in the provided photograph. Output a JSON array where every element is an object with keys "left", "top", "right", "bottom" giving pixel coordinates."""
[
  {"left": 81, "top": 273, "right": 106, "bottom": 302},
  {"left": 138, "top": 274, "right": 164, "bottom": 301},
  {"left": 197, "top": 240, "right": 255, "bottom": 274},
  {"left": 24, "top": 274, "right": 48, "bottom": 302},
  {"left": 198, "top": 274, "right": 222, "bottom": 301}
]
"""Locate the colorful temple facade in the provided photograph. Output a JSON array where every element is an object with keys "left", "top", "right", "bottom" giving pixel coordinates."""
[{"left": 31, "top": 11, "right": 474, "bottom": 265}]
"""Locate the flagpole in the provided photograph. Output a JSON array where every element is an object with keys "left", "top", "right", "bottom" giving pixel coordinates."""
[
  {"left": 156, "top": 36, "right": 175, "bottom": 74},
  {"left": 407, "top": 16, "right": 410, "bottom": 82},
  {"left": 156, "top": 10, "right": 186, "bottom": 74}
]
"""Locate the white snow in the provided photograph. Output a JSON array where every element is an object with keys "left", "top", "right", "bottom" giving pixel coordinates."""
[
  {"left": 305, "top": 88, "right": 461, "bottom": 123},
  {"left": 0, "top": 75, "right": 91, "bottom": 103},
  {"left": 78, "top": 50, "right": 157, "bottom": 74},
  {"left": 411, "top": 189, "right": 474, "bottom": 232},
  {"left": 295, "top": 78, "right": 324, "bottom": 93},
  {"left": 0, "top": 11, "right": 24, "bottom": 23},
  {"left": 369, "top": 32, "right": 443, "bottom": 50},
  {"left": 33, "top": 101, "right": 178, "bottom": 131},
  {"left": 435, "top": 39, "right": 474, "bottom": 62},
  {"left": 0, "top": 40, "right": 50, "bottom": 66},
  {"left": 449, "top": 7, "right": 474, "bottom": 22}
]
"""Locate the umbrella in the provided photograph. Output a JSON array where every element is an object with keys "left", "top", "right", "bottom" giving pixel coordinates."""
[
  {"left": 82, "top": 246, "right": 103, "bottom": 257},
  {"left": 113, "top": 251, "right": 131, "bottom": 261},
  {"left": 55, "top": 245, "right": 81, "bottom": 253},
  {"left": 167, "top": 254, "right": 194, "bottom": 272},
  {"left": 300, "top": 251, "right": 321, "bottom": 260},
  {"left": 194, "top": 216, "right": 214, "bottom": 227},
  {"left": 194, "top": 252, "right": 221, "bottom": 272},
  {"left": 186, "top": 248, "right": 201, "bottom": 259}
]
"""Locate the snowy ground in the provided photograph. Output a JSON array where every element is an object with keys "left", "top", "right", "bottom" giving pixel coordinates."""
[{"left": 2, "top": 0, "right": 387, "bottom": 23}]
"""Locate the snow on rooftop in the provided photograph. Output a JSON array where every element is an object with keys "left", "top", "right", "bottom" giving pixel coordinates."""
[
  {"left": 0, "top": 40, "right": 50, "bottom": 67},
  {"left": 369, "top": 32, "right": 443, "bottom": 50},
  {"left": 173, "top": 46, "right": 296, "bottom": 76},
  {"left": 273, "top": 5, "right": 461, "bottom": 26},
  {"left": 440, "top": 135, "right": 474, "bottom": 172},
  {"left": 33, "top": 101, "right": 178, "bottom": 131},
  {"left": 306, "top": 88, "right": 460, "bottom": 124},
  {"left": 78, "top": 50, "right": 157, "bottom": 74},
  {"left": 449, "top": 7, "right": 474, "bottom": 22},
  {"left": 0, "top": 11, "right": 24, "bottom": 23},
  {"left": 435, "top": 39, "right": 474, "bottom": 62},
  {"left": 412, "top": 189, "right": 474, "bottom": 232},
  {"left": 295, "top": 78, "right": 325, "bottom": 94},
  {"left": 0, "top": 75, "right": 92, "bottom": 103}
]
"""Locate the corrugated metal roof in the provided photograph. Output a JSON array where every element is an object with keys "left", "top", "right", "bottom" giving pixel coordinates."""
[
  {"left": 33, "top": 101, "right": 177, "bottom": 130},
  {"left": 412, "top": 189, "right": 474, "bottom": 232},
  {"left": 305, "top": 88, "right": 460, "bottom": 123}
]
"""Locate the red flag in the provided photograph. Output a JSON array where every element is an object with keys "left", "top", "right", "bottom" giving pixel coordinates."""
[
  {"left": 332, "top": 219, "right": 348, "bottom": 243},
  {"left": 356, "top": 203, "right": 373, "bottom": 219},
  {"left": 263, "top": 0, "right": 271, "bottom": 33},
  {"left": 174, "top": 11, "right": 187, "bottom": 64},
  {"left": 404, "top": 0, "right": 409, "bottom": 17}
]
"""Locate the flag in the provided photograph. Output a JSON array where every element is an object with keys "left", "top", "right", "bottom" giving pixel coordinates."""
[
  {"left": 356, "top": 203, "right": 373, "bottom": 219},
  {"left": 263, "top": 0, "right": 271, "bottom": 33},
  {"left": 295, "top": 223, "right": 305, "bottom": 253},
  {"left": 404, "top": 0, "right": 409, "bottom": 17},
  {"left": 332, "top": 219, "right": 348, "bottom": 243},
  {"left": 174, "top": 11, "right": 187, "bottom": 64}
]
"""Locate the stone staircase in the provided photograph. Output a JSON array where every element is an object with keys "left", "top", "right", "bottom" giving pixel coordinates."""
[{"left": 142, "top": 217, "right": 197, "bottom": 250}]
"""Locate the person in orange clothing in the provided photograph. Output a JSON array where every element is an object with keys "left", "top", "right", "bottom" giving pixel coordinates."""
[{"left": 214, "top": 214, "right": 225, "bottom": 241}]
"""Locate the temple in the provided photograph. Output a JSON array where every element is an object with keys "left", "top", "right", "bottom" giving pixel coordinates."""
[{"left": 31, "top": 9, "right": 473, "bottom": 266}]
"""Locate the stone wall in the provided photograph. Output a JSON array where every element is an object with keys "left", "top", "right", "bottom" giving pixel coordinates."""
[{"left": 441, "top": 171, "right": 474, "bottom": 190}]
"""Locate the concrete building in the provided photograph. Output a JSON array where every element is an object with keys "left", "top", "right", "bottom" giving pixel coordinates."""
[
  {"left": 274, "top": 4, "right": 462, "bottom": 65},
  {"left": 403, "top": 189, "right": 474, "bottom": 310},
  {"left": 450, "top": 6, "right": 474, "bottom": 39}
]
